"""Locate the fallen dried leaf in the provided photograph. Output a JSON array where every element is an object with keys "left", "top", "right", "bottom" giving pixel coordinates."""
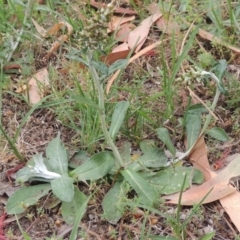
[
  {"left": 163, "top": 154, "right": 240, "bottom": 205},
  {"left": 220, "top": 191, "right": 240, "bottom": 231},
  {"left": 148, "top": 3, "right": 180, "bottom": 35},
  {"left": 108, "top": 15, "right": 135, "bottom": 33},
  {"left": 112, "top": 42, "right": 129, "bottom": 53},
  {"left": 115, "top": 23, "right": 136, "bottom": 42},
  {"left": 28, "top": 68, "right": 50, "bottom": 105},
  {"left": 128, "top": 12, "right": 162, "bottom": 52},
  {"left": 155, "top": 16, "right": 180, "bottom": 35},
  {"left": 101, "top": 50, "right": 130, "bottom": 65}
]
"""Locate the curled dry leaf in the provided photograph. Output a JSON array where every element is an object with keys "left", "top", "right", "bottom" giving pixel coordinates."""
[
  {"left": 28, "top": 68, "right": 50, "bottom": 105},
  {"left": 128, "top": 12, "right": 162, "bottom": 52},
  {"left": 108, "top": 15, "right": 135, "bottom": 33}
]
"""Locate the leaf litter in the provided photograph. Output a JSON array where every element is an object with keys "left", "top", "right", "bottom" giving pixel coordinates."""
[{"left": 2, "top": 0, "right": 240, "bottom": 239}]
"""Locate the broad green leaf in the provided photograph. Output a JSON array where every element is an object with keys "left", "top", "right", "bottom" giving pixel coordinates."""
[
  {"left": 211, "top": 59, "right": 227, "bottom": 81},
  {"left": 69, "top": 151, "right": 90, "bottom": 169},
  {"left": 16, "top": 166, "right": 34, "bottom": 182},
  {"left": 92, "top": 61, "right": 109, "bottom": 76},
  {"left": 6, "top": 184, "right": 51, "bottom": 214},
  {"left": 187, "top": 104, "right": 207, "bottom": 114},
  {"left": 205, "top": 127, "right": 229, "bottom": 142},
  {"left": 109, "top": 101, "right": 129, "bottom": 139},
  {"left": 141, "top": 167, "right": 203, "bottom": 195},
  {"left": 121, "top": 169, "right": 158, "bottom": 207},
  {"left": 70, "top": 151, "right": 115, "bottom": 181},
  {"left": 108, "top": 59, "right": 128, "bottom": 75},
  {"left": 69, "top": 196, "right": 89, "bottom": 240},
  {"left": 61, "top": 187, "right": 87, "bottom": 225},
  {"left": 119, "top": 141, "right": 131, "bottom": 164},
  {"left": 186, "top": 113, "right": 201, "bottom": 150},
  {"left": 156, "top": 128, "right": 176, "bottom": 157},
  {"left": 16, "top": 156, "right": 60, "bottom": 183},
  {"left": 51, "top": 175, "right": 74, "bottom": 202},
  {"left": 192, "top": 168, "right": 204, "bottom": 184},
  {"left": 66, "top": 55, "right": 89, "bottom": 67},
  {"left": 46, "top": 133, "right": 68, "bottom": 174},
  {"left": 110, "top": 142, "right": 132, "bottom": 175},
  {"left": 140, "top": 139, "right": 155, "bottom": 153},
  {"left": 102, "top": 182, "right": 126, "bottom": 224},
  {"left": 138, "top": 149, "right": 167, "bottom": 168},
  {"left": 210, "top": 60, "right": 228, "bottom": 95}
]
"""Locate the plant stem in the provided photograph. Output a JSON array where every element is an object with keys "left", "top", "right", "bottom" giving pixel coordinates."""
[
  {"left": 87, "top": 54, "right": 124, "bottom": 167},
  {"left": 200, "top": 87, "right": 221, "bottom": 135}
]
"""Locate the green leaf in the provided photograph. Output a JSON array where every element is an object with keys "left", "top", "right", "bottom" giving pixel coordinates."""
[
  {"left": 70, "top": 94, "right": 98, "bottom": 108},
  {"left": 139, "top": 149, "right": 167, "bottom": 168},
  {"left": 140, "top": 139, "right": 155, "bottom": 153},
  {"left": 211, "top": 59, "right": 227, "bottom": 81},
  {"left": 121, "top": 169, "right": 158, "bottom": 207},
  {"left": 6, "top": 184, "right": 51, "bottom": 214},
  {"left": 92, "top": 61, "right": 109, "bottom": 76},
  {"left": 186, "top": 113, "right": 201, "bottom": 150},
  {"left": 199, "top": 232, "right": 215, "bottom": 240},
  {"left": 210, "top": 60, "right": 228, "bottom": 95},
  {"left": 70, "top": 151, "right": 115, "bottom": 181},
  {"left": 108, "top": 59, "right": 128, "bottom": 75},
  {"left": 66, "top": 55, "right": 89, "bottom": 67},
  {"left": 102, "top": 182, "right": 127, "bottom": 224},
  {"left": 46, "top": 133, "right": 68, "bottom": 175},
  {"left": 51, "top": 175, "right": 74, "bottom": 202},
  {"left": 61, "top": 187, "right": 87, "bottom": 225},
  {"left": 119, "top": 141, "right": 131, "bottom": 164},
  {"left": 69, "top": 196, "right": 89, "bottom": 240},
  {"left": 192, "top": 168, "right": 204, "bottom": 184},
  {"left": 156, "top": 128, "right": 176, "bottom": 157},
  {"left": 187, "top": 104, "right": 207, "bottom": 114},
  {"left": 205, "top": 127, "right": 229, "bottom": 142},
  {"left": 69, "top": 151, "right": 90, "bottom": 169},
  {"left": 148, "top": 236, "right": 178, "bottom": 240},
  {"left": 142, "top": 167, "right": 204, "bottom": 195},
  {"left": 109, "top": 101, "right": 129, "bottom": 139}
]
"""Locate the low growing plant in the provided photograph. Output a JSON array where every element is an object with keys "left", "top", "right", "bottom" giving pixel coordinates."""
[{"left": 4, "top": 4, "right": 229, "bottom": 239}]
